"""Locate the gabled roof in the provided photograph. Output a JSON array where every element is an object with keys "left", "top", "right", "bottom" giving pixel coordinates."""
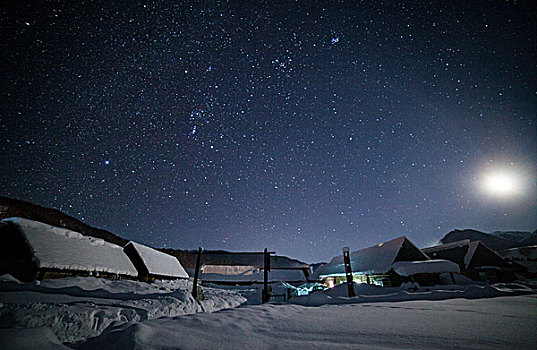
[
  {"left": 1, "top": 217, "right": 137, "bottom": 276},
  {"left": 319, "top": 236, "right": 429, "bottom": 277},
  {"left": 125, "top": 241, "right": 189, "bottom": 278},
  {"left": 422, "top": 240, "right": 508, "bottom": 269},
  {"left": 422, "top": 239, "right": 472, "bottom": 254}
]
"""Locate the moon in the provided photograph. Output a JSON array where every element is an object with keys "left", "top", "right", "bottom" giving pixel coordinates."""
[{"left": 482, "top": 170, "right": 521, "bottom": 197}]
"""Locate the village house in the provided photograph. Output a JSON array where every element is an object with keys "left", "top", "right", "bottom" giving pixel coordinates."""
[
  {"left": 123, "top": 241, "right": 189, "bottom": 282},
  {"left": 500, "top": 245, "right": 537, "bottom": 274},
  {"left": 0, "top": 217, "right": 138, "bottom": 281},
  {"left": 422, "top": 239, "right": 524, "bottom": 283},
  {"left": 316, "top": 236, "right": 459, "bottom": 288},
  {"left": 199, "top": 251, "right": 311, "bottom": 285}
]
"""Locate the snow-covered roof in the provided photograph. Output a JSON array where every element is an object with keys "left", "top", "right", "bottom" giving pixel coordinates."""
[
  {"left": 500, "top": 245, "right": 537, "bottom": 273},
  {"left": 423, "top": 240, "right": 506, "bottom": 269},
  {"left": 464, "top": 241, "right": 479, "bottom": 268},
  {"left": 2, "top": 217, "right": 137, "bottom": 276},
  {"left": 319, "top": 236, "right": 429, "bottom": 277},
  {"left": 392, "top": 260, "right": 460, "bottom": 276},
  {"left": 125, "top": 241, "right": 189, "bottom": 278},
  {"left": 202, "top": 264, "right": 257, "bottom": 276},
  {"left": 422, "top": 239, "right": 471, "bottom": 253},
  {"left": 200, "top": 265, "right": 306, "bottom": 283},
  {"left": 200, "top": 252, "right": 310, "bottom": 269}
]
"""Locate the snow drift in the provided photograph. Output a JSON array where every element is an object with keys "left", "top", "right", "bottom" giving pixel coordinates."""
[{"left": 0, "top": 276, "right": 246, "bottom": 344}]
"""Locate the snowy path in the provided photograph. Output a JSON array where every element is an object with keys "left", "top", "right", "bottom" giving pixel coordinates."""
[{"left": 76, "top": 295, "right": 537, "bottom": 350}]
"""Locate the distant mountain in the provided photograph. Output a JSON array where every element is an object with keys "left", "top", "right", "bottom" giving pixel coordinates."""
[
  {"left": 492, "top": 230, "right": 537, "bottom": 247},
  {"left": 440, "top": 228, "right": 537, "bottom": 251},
  {"left": 0, "top": 195, "right": 128, "bottom": 247},
  {"left": 0, "top": 196, "right": 310, "bottom": 272}
]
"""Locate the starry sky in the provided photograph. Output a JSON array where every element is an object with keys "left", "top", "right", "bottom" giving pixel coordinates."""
[{"left": 1, "top": 1, "right": 536, "bottom": 263}]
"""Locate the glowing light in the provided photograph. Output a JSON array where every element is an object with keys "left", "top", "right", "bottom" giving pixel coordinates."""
[{"left": 482, "top": 170, "right": 521, "bottom": 197}]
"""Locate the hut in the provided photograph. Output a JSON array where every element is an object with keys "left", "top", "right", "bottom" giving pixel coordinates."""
[
  {"left": 317, "top": 236, "right": 459, "bottom": 288},
  {"left": 423, "top": 240, "right": 523, "bottom": 282},
  {"left": 198, "top": 251, "right": 311, "bottom": 285},
  {"left": 0, "top": 217, "right": 137, "bottom": 281},
  {"left": 123, "top": 241, "right": 189, "bottom": 282},
  {"left": 500, "top": 245, "right": 537, "bottom": 274},
  {"left": 200, "top": 264, "right": 307, "bottom": 285}
]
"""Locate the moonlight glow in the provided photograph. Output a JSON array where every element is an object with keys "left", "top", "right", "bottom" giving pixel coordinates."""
[{"left": 482, "top": 171, "right": 521, "bottom": 197}]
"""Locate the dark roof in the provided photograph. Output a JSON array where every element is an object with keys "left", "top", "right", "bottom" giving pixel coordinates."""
[
  {"left": 423, "top": 240, "right": 509, "bottom": 270},
  {"left": 318, "top": 236, "right": 429, "bottom": 277}
]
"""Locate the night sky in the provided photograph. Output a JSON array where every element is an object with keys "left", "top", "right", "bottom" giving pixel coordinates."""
[{"left": 1, "top": 1, "right": 536, "bottom": 263}]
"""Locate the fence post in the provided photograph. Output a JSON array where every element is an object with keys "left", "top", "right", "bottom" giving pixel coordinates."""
[
  {"left": 342, "top": 247, "right": 355, "bottom": 297},
  {"left": 262, "top": 248, "right": 271, "bottom": 303},
  {"left": 192, "top": 247, "right": 203, "bottom": 301}
]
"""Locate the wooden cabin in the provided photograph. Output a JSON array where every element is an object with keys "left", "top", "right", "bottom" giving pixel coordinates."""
[
  {"left": 500, "top": 245, "right": 537, "bottom": 274},
  {"left": 423, "top": 240, "right": 524, "bottom": 283},
  {"left": 123, "top": 241, "right": 189, "bottom": 282},
  {"left": 198, "top": 251, "right": 311, "bottom": 285},
  {"left": 317, "top": 236, "right": 459, "bottom": 288},
  {"left": 0, "top": 217, "right": 138, "bottom": 281},
  {"left": 200, "top": 264, "right": 307, "bottom": 285}
]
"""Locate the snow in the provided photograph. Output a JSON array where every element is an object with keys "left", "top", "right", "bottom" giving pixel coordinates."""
[
  {"left": 424, "top": 239, "right": 472, "bottom": 253},
  {"left": 0, "top": 276, "right": 246, "bottom": 344},
  {"left": 1, "top": 274, "right": 535, "bottom": 349},
  {"left": 0, "top": 327, "right": 68, "bottom": 350},
  {"left": 290, "top": 280, "right": 534, "bottom": 306},
  {"left": 124, "top": 241, "right": 188, "bottom": 278},
  {"left": 464, "top": 241, "right": 480, "bottom": 268},
  {"left": 319, "top": 236, "right": 428, "bottom": 277},
  {"left": 77, "top": 290, "right": 536, "bottom": 350},
  {"left": 392, "top": 259, "right": 460, "bottom": 276},
  {"left": 2, "top": 218, "right": 137, "bottom": 277}
]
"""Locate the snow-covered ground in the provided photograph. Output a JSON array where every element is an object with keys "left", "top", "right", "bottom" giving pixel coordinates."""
[
  {"left": 0, "top": 275, "right": 246, "bottom": 346},
  {"left": 78, "top": 294, "right": 537, "bottom": 350},
  {"left": 1, "top": 275, "right": 536, "bottom": 349}
]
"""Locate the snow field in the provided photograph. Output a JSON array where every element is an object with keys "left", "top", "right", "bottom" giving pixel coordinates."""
[
  {"left": 1, "top": 275, "right": 536, "bottom": 349},
  {"left": 0, "top": 276, "right": 246, "bottom": 344},
  {"left": 76, "top": 295, "right": 537, "bottom": 350}
]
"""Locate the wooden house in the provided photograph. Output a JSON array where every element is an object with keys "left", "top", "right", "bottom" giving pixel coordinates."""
[
  {"left": 500, "top": 245, "right": 537, "bottom": 274},
  {"left": 423, "top": 240, "right": 523, "bottom": 283},
  {"left": 200, "top": 264, "right": 307, "bottom": 285},
  {"left": 198, "top": 251, "right": 311, "bottom": 285},
  {"left": 123, "top": 241, "right": 189, "bottom": 282},
  {"left": 0, "top": 217, "right": 138, "bottom": 281},
  {"left": 316, "top": 236, "right": 459, "bottom": 288}
]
